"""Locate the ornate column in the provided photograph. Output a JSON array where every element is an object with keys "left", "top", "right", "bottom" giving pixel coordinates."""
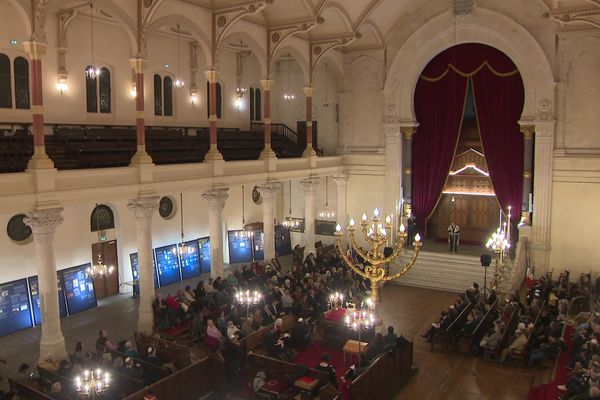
[
  {"left": 531, "top": 118, "right": 555, "bottom": 272},
  {"left": 23, "top": 41, "right": 53, "bottom": 169},
  {"left": 384, "top": 107, "right": 402, "bottom": 234},
  {"left": 401, "top": 125, "right": 417, "bottom": 217},
  {"left": 257, "top": 183, "right": 280, "bottom": 261},
  {"left": 204, "top": 70, "right": 223, "bottom": 161},
  {"left": 301, "top": 177, "right": 320, "bottom": 255},
  {"left": 202, "top": 188, "right": 229, "bottom": 278},
  {"left": 333, "top": 174, "right": 349, "bottom": 245},
  {"left": 520, "top": 125, "right": 535, "bottom": 224},
  {"left": 127, "top": 197, "right": 159, "bottom": 333},
  {"left": 302, "top": 87, "right": 316, "bottom": 157},
  {"left": 260, "top": 79, "right": 276, "bottom": 160},
  {"left": 24, "top": 208, "right": 67, "bottom": 362},
  {"left": 130, "top": 58, "right": 152, "bottom": 165}
]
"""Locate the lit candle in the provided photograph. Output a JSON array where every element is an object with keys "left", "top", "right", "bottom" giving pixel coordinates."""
[
  {"left": 399, "top": 224, "right": 405, "bottom": 233},
  {"left": 349, "top": 218, "right": 355, "bottom": 227},
  {"left": 361, "top": 213, "right": 368, "bottom": 222},
  {"left": 414, "top": 233, "right": 421, "bottom": 242},
  {"left": 373, "top": 208, "right": 380, "bottom": 218}
]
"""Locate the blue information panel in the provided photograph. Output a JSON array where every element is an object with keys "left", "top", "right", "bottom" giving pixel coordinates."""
[
  {"left": 252, "top": 230, "right": 264, "bottom": 261},
  {"left": 228, "top": 231, "right": 253, "bottom": 264},
  {"left": 155, "top": 245, "right": 181, "bottom": 287},
  {"left": 275, "top": 225, "right": 292, "bottom": 256},
  {"left": 0, "top": 278, "right": 32, "bottom": 336},
  {"left": 179, "top": 240, "right": 201, "bottom": 280},
  {"left": 28, "top": 275, "right": 68, "bottom": 326},
  {"left": 61, "top": 264, "right": 97, "bottom": 315},
  {"left": 130, "top": 252, "right": 159, "bottom": 289},
  {"left": 198, "top": 237, "right": 211, "bottom": 274}
]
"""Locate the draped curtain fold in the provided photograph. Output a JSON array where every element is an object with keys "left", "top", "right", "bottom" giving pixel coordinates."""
[{"left": 412, "top": 43, "right": 524, "bottom": 236}]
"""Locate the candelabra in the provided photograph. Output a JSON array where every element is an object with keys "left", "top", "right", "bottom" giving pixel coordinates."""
[
  {"left": 486, "top": 207, "right": 512, "bottom": 294},
  {"left": 345, "top": 305, "right": 376, "bottom": 355},
  {"left": 75, "top": 368, "right": 110, "bottom": 398},
  {"left": 334, "top": 208, "right": 422, "bottom": 323},
  {"left": 329, "top": 292, "right": 344, "bottom": 310},
  {"left": 86, "top": 254, "right": 115, "bottom": 278},
  {"left": 235, "top": 289, "right": 262, "bottom": 318}
]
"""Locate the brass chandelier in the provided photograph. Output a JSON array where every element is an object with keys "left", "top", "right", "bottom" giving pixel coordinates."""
[
  {"left": 335, "top": 208, "right": 422, "bottom": 321},
  {"left": 87, "top": 204, "right": 115, "bottom": 278}
]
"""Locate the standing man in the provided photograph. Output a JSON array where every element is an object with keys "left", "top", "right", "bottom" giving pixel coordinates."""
[{"left": 448, "top": 221, "right": 460, "bottom": 252}]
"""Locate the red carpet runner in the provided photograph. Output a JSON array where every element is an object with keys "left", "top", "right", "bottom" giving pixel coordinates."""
[{"left": 528, "top": 325, "right": 575, "bottom": 400}]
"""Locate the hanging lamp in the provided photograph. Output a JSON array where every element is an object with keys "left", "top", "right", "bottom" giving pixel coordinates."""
[
  {"left": 87, "top": 204, "right": 114, "bottom": 278},
  {"left": 174, "top": 24, "right": 184, "bottom": 88},
  {"left": 85, "top": 1, "right": 101, "bottom": 79}
]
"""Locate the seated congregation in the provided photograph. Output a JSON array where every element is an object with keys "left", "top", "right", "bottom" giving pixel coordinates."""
[{"left": 2, "top": 250, "right": 414, "bottom": 400}]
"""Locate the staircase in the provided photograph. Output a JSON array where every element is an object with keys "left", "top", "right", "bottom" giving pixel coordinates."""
[{"left": 390, "top": 250, "right": 514, "bottom": 294}]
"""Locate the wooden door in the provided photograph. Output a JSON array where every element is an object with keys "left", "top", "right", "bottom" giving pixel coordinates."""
[{"left": 91, "top": 240, "right": 120, "bottom": 299}]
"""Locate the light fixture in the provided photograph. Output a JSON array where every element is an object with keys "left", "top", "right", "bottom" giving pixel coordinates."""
[
  {"left": 282, "top": 181, "right": 298, "bottom": 229},
  {"left": 319, "top": 176, "right": 335, "bottom": 221},
  {"left": 190, "top": 85, "right": 198, "bottom": 105},
  {"left": 335, "top": 208, "right": 422, "bottom": 323},
  {"left": 235, "top": 289, "right": 262, "bottom": 318},
  {"left": 322, "top": 63, "right": 330, "bottom": 108},
  {"left": 176, "top": 193, "right": 194, "bottom": 258},
  {"left": 130, "top": 84, "right": 137, "bottom": 99},
  {"left": 75, "top": 368, "right": 110, "bottom": 397},
  {"left": 87, "top": 204, "right": 115, "bottom": 278},
  {"left": 485, "top": 206, "right": 512, "bottom": 294},
  {"left": 345, "top": 305, "right": 376, "bottom": 354},
  {"left": 283, "top": 58, "right": 295, "bottom": 102},
  {"left": 174, "top": 24, "right": 184, "bottom": 89},
  {"left": 85, "top": 1, "right": 101, "bottom": 79},
  {"left": 56, "top": 76, "right": 68, "bottom": 95},
  {"left": 235, "top": 185, "right": 251, "bottom": 239},
  {"left": 9, "top": 39, "right": 17, "bottom": 46},
  {"left": 329, "top": 292, "right": 344, "bottom": 310}
]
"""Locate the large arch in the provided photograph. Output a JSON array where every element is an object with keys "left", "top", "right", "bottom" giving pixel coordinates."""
[
  {"left": 272, "top": 44, "right": 310, "bottom": 85},
  {"left": 220, "top": 29, "right": 267, "bottom": 78},
  {"left": 6, "top": 0, "right": 31, "bottom": 39},
  {"left": 384, "top": 7, "right": 555, "bottom": 122}
]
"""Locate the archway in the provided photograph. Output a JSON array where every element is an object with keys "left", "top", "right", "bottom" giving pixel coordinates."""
[
  {"left": 410, "top": 43, "right": 524, "bottom": 253},
  {"left": 90, "top": 204, "right": 120, "bottom": 299}
]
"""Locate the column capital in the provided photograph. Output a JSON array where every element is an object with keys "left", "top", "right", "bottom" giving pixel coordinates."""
[
  {"left": 129, "top": 58, "right": 148, "bottom": 73},
  {"left": 332, "top": 174, "right": 348, "bottom": 187},
  {"left": 128, "top": 196, "right": 159, "bottom": 219},
  {"left": 260, "top": 79, "right": 274, "bottom": 91},
  {"left": 400, "top": 126, "right": 417, "bottom": 139},
  {"left": 300, "top": 176, "right": 320, "bottom": 191},
  {"left": 204, "top": 70, "right": 219, "bottom": 83},
  {"left": 202, "top": 188, "right": 229, "bottom": 210},
  {"left": 256, "top": 182, "right": 280, "bottom": 199},
  {"left": 23, "top": 41, "right": 47, "bottom": 60},
  {"left": 533, "top": 120, "right": 555, "bottom": 138},
  {"left": 303, "top": 86, "right": 314, "bottom": 97},
  {"left": 519, "top": 125, "right": 535, "bottom": 140},
  {"left": 24, "top": 208, "right": 64, "bottom": 235}
]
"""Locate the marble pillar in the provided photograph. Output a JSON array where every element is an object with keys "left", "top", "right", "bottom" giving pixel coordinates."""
[
  {"left": 333, "top": 174, "right": 349, "bottom": 246},
  {"left": 204, "top": 70, "right": 223, "bottom": 161},
  {"left": 384, "top": 121, "right": 401, "bottom": 236},
  {"left": 520, "top": 125, "right": 535, "bottom": 225},
  {"left": 301, "top": 177, "right": 320, "bottom": 256},
  {"left": 302, "top": 87, "right": 316, "bottom": 157},
  {"left": 259, "top": 79, "right": 276, "bottom": 160},
  {"left": 202, "top": 188, "right": 229, "bottom": 278},
  {"left": 127, "top": 197, "right": 159, "bottom": 333},
  {"left": 129, "top": 58, "right": 153, "bottom": 165},
  {"left": 23, "top": 41, "right": 54, "bottom": 169},
  {"left": 257, "top": 183, "right": 280, "bottom": 261},
  {"left": 24, "top": 208, "right": 67, "bottom": 362},
  {"left": 401, "top": 126, "right": 416, "bottom": 217}
]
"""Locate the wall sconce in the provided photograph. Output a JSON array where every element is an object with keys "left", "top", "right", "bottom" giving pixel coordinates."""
[
  {"left": 130, "top": 83, "right": 137, "bottom": 99},
  {"left": 56, "top": 75, "right": 68, "bottom": 95},
  {"left": 234, "top": 94, "right": 243, "bottom": 110},
  {"left": 190, "top": 86, "right": 198, "bottom": 105}
]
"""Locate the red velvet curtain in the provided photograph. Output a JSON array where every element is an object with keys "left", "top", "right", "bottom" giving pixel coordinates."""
[
  {"left": 412, "top": 43, "right": 524, "bottom": 235},
  {"left": 413, "top": 67, "right": 468, "bottom": 233},
  {"left": 472, "top": 66, "right": 524, "bottom": 213}
]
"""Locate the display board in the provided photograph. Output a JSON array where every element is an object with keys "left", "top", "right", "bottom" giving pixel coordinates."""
[
  {"left": 275, "top": 225, "right": 292, "bottom": 256},
  {"left": 315, "top": 219, "right": 337, "bottom": 236},
  {"left": 129, "top": 252, "right": 159, "bottom": 289},
  {"left": 154, "top": 245, "right": 181, "bottom": 287},
  {"left": 61, "top": 264, "right": 97, "bottom": 315},
  {"left": 198, "top": 237, "right": 211, "bottom": 274},
  {"left": 28, "top": 275, "right": 68, "bottom": 326},
  {"left": 227, "top": 231, "right": 253, "bottom": 264},
  {"left": 252, "top": 230, "right": 264, "bottom": 261},
  {"left": 0, "top": 278, "right": 32, "bottom": 336},
  {"left": 179, "top": 240, "right": 201, "bottom": 280}
]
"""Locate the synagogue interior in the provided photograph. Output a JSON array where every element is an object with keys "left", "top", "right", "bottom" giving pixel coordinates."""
[{"left": 0, "top": 0, "right": 599, "bottom": 399}]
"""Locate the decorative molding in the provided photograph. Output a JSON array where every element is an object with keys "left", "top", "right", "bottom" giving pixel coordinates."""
[
  {"left": 24, "top": 208, "right": 64, "bottom": 235},
  {"left": 309, "top": 33, "right": 358, "bottom": 82},
  {"left": 127, "top": 197, "right": 159, "bottom": 219},
  {"left": 256, "top": 182, "right": 280, "bottom": 199},
  {"left": 332, "top": 174, "right": 349, "bottom": 187},
  {"left": 300, "top": 176, "right": 320, "bottom": 191},
  {"left": 32, "top": 0, "right": 52, "bottom": 43},
  {"left": 453, "top": 0, "right": 475, "bottom": 16},
  {"left": 267, "top": 17, "right": 322, "bottom": 77},
  {"left": 202, "top": 188, "right": 229, "bottom": 210},
  {"left": 383, "top": 103, "right": 399, "bottom": 124},
  {"left": 548, "top": 3, "right": 600, "bottom": 31}
]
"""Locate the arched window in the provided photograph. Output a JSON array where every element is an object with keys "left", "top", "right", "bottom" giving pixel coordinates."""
[
  {"left": 255, "top": 88, "right": 262, "bottom": 121},
  {"left": 249, "top": 87, "right": 254, "bottom": 121},
  {"left": 216, "top": 82, "right": 222, "bottom": 119},
  {"left": 0, "top": 54, "right": 13, "bottom": 109},
  {"left": 85, "top": 66, "right": 97, "bottom": 113},
  {"left": 154, "top": 74, "right": 162, "bottom": 116},
  {"left": 163, "top": 76, "right": 173, "bottom": 116},
  {"left": 99, "top": 67, "right": 111, "bottom": 113},
  {"left": 90, "top": 204, "right": 115, "bottom": 232},
  {"left": 14, "top": 57, "right": 29, "bottom": 109}
]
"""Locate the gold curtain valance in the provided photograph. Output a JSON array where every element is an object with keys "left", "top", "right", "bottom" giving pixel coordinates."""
[{"left": 420, "top": 61, "right": 519, "bottom": 82}]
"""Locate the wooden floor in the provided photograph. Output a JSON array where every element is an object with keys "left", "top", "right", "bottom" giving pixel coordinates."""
[{"left": 0, "top": 271, "right": 542, "bottom": 399}]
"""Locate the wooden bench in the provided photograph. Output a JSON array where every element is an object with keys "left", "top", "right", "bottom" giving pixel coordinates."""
[
  {"left": 431, "top": 301, "right": 474, "bottom": 352},
  {"left": 107, "top": 349, "right": 171, "bottom": 383},
  {"left": 8, "top": 378, "right": 53, "bottom": 400},
  {"left": 73, "top": 356, "right": 145, "bottom": 397},
  {"left": 135, "top": 330, "right": 192, "bottom": 369},
  {"left": 465, "top": 300, "right": 498, "bottom": 353},
  {"left": 507, "top": 301, "right": 547, "bottom": 365},
  {"left": 483, "top": 306, "right": 519, "bottom": 360}
]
